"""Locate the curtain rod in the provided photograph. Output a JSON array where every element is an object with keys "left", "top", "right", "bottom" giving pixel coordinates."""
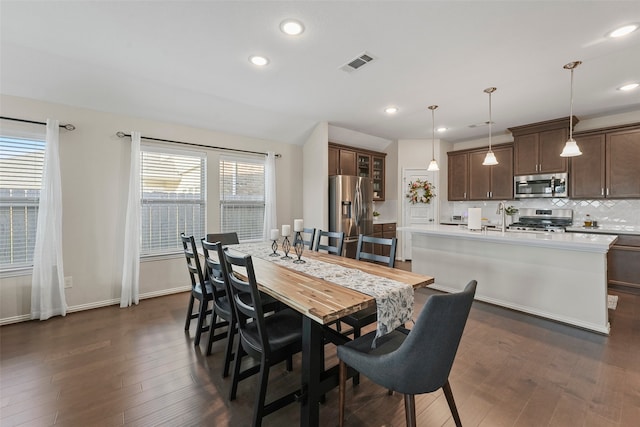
[
  {"left": 0, "top": 116, "right": 76, "bottom": 131},
  {"left": 116, "top": 131, "right": 281, "bottom": 158}
]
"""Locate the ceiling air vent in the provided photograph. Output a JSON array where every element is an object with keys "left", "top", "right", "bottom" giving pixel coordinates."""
[
  {"left": 468, "top": 121, "right": 493, "bottom": 128},
  {"left": 340, "top": 52, "right": 376, "bottom": 73}
]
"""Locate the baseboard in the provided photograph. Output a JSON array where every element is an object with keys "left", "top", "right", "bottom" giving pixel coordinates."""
[{"left": 0, "top": 285, "right": 190, "bottom": 326}]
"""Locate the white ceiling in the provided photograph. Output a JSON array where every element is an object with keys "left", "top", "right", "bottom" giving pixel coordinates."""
[{"left": 2, "top": 1, "right": 639, "bottom": 148}]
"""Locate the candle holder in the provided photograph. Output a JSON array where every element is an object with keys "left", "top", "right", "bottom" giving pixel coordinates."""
[
  {"left": 270, "top": 239, "right": 279, "bottom": 257},
  {"left": 293, "top": 231, "right": 306, "bottom": 264},
  {"left": 281, "top": 236, "right": 292, "bottom": 259}
]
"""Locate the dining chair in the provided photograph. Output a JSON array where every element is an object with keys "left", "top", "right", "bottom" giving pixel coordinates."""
[
  {"left": 314, "top": 230, "right": 345, "bottom": 256},
  {"left": 223, "top": 249, "right": 303, "bottom": 427},
  {"left": 338, "top": 234, "right": 398, "bottom": 385},
  {"left": 181, "top": 233, "right": 213, "bottom": 347},
  {"left": 302, "top": 227, "right": 316, "bottom": 249},
  {"left": 201, "top": 239, "right": 235, "bottom": 377},
  {"left": 337, "top": 280, "right": 477, "bottom": 427},
  {"left": 206, "top": 232, "right": 239, "bottom": 246}
]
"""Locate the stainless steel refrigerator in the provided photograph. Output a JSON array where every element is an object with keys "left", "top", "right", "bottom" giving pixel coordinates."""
[{"left": 329, "top": 175, "right": 373, "bottom": 258}]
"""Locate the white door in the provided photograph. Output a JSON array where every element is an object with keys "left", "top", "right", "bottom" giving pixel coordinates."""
[{"left": 401, "top": 168, "right": 438, "bottom": 260}]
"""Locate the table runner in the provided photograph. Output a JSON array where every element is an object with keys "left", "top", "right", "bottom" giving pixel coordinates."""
[{"left": 230, "top": 242, "right": 414, "bottom": 341}]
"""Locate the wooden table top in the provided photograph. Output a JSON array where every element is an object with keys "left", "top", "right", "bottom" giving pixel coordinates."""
[{"left": 247, "top": 250, "right": 434, "bottom": 325}]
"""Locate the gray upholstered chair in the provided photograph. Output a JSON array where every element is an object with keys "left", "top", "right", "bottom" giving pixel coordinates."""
[
  {"left": 337, "top": 280, "right": 477, "bottom": 427},
  {"left": 314, "top": 230, "right": 345, "bottom": 256},
  {"left": 206, "top": 232, "right": 239, "bottom": 246}
]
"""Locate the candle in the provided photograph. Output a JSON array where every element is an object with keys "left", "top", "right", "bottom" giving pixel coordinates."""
[
  {"left": 294, "top": 219, "right": 304, "bottom": 232},
  {"left": 270, "top": 229, "right": 279, "bottom": 240},
  {"left": 282, "top": 224, "right": 291, "bottom": 237}
]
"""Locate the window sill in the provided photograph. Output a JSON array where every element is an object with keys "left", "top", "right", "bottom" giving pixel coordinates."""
[
  {"left": 141, "top": 252, "right": 183, "bottom": 263},
  {"left": 0, "top": 266, "right": 33, "bottom": 279}
]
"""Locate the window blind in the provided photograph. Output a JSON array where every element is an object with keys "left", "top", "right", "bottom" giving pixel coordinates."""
[
  {"left": 140, "top": 146, "right": 206, "bottom": 256},
  {"left": 0, "top": 136, "right": 45, "bottom": 269},
  {"left": 220, "top": 156, "right": 265, "bottom": 241}
]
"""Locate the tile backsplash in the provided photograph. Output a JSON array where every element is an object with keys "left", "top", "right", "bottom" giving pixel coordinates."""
[{"left": 441, "top": 199, "right": 640, "bottom": 227}]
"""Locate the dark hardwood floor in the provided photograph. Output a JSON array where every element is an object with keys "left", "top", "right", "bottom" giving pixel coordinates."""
[{"left": 2, "top": 263, "right": 639, "bottom": 426}]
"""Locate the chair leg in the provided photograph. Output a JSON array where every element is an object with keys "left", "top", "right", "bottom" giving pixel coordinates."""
[
  {"left": 206, "top": 309, "right": 218, "bottom": 356},
  {"left": 352, "top": 326, "right": 361, "bottom": 386},
  {"left": 286, "top": 355, "right": 293, "bottom": 372},
  {"left": 252, "top": 360, "right": 270, "bottom": 427},
  {"left": 404, "top": 394, "right": 416, "bottom": 427},
  {"left": 443, "top": 380, "right": 462, "bottom": 427},
  {"left": 194, "top": 299, "right": 208, "bottom": 347},
  {"left": 229, "top": 338, "right": 244, "bottom": 401},
  {"left": 222, "top": 323, "right": 235, "bottom": 378},
  {"left": 339, "top": 360, "right": 347, "bottom": 427},
  {"left": 184, "top": 294, "right": 195, "bottom": 330}
]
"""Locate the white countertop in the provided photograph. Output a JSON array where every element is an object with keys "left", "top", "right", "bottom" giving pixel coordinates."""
[
  {"left": 565, "top": 224, "right": 640, "bottom": 236},
  {"left": 373, "top": 218, "right": 396, "bottom": 224},
  {"left": 398, "top": 224, "right": 618, "bottom": 253}
]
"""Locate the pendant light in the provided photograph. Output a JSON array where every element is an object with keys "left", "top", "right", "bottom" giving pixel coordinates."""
[
  {"left": 427, "top": 105, "right": 440, "bottom": 171},
  {"left": 560, "top": 61, "right": 583, "bottom": 157},
  {"left": 482, "top": 87, "right": 498, "bottom": 166}
]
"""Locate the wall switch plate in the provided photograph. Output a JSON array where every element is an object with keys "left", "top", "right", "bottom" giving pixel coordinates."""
[{"left": 64, "top": 276, "right": 73, "bottom": 288}]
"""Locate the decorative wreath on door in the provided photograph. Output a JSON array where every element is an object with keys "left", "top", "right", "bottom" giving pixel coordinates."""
[{"left": 406, "top": 179, "right": 435, "bottom": 204}]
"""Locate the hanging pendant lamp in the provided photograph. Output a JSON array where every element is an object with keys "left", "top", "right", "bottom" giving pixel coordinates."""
[
  {"left": 482, "top": 87, "right": 498, "bottom": 166},
  {"left": 560, "top": 61, "right": 583, "bottom": 157},
  {"left": 427, "top": 105, "right": 440, "bottom": 171}
]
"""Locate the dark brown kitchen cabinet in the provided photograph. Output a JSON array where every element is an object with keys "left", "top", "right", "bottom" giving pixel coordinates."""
[
  {"left": 570, "top": 124, "right": 640, "bottom": 199},
  {"left": 448, "top": 151, "right": 469, "bottom": 201},
  {"left": 448, "top": 143, "right": 513, "bottom": 201},
  {"left": 468, "top": 145, "right": 513, "bottom": 200},
  {"left": 607, "top": 127, "right": 640, "bottom": 198},
  {"left": 328, "top": 145, "right": 357, "bottom": 176},
  {"left": 570, "top": 134, "right": 606, "bottom": 198},
  {"left": 608, "top": 235, "right": 640, "bottom": 291},
  {"left": 510, "top": 117, "right": 575, "bottom": 175},
  {"left": 329, "top": 142, "right": 386, "bottom": 201}
]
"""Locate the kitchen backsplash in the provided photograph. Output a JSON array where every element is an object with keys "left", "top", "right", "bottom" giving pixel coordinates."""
[{"left": 441, "top": 199, "right": 640, "bottom": 227}]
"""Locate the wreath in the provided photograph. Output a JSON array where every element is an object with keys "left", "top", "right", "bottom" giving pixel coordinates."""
[{"left": 406, "top": 179, "right": 435, "bottom": 204}]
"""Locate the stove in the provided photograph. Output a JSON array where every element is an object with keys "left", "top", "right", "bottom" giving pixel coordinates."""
[{"left": 508, "top": 208, "right": 572, "bottom": 233}]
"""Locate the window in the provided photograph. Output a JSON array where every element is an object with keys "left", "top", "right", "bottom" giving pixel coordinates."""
[
  {"left": 140, "top": 146, "right": 206, "bottom": 256},
  {"left": 0, "top": 136, "right": 45, "bottom": 270},
  {"left": 220, "top": 156, "right": 265, "bottom": 241}
]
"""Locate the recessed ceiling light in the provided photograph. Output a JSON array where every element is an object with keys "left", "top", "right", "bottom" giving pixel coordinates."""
[
  {"left": 607, "top": 24, "right": 638, "bottom": 38},
  {"left": 249, "top": 55, "right": 269, "bottom": 66},
  {"left": 618, "top": 83, "right": 639, "bottom": 91},
  {"left": 437, "top": 127, "right": 448, "bottom": 132},
  {"left": 280, "top": 19, "right": 305, "bottom": 36},
  {"left": 384, "top": 106, "right": 398, "bottom": 114}
]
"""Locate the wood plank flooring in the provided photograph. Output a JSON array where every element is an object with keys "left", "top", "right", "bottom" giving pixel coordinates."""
[{"left": 2, "top": 263, "right": 639, "bottom": 426}]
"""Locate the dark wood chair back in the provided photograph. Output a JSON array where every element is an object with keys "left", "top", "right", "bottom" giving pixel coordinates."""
[
  {"left": 301, "top": 227, "right": 316, "bottom": 249},
  {"left": 356, "top": 234, "right": 397, "bottom": 268},
  {"left": 206, "top": 232, "right": 239, "bottom": 246},
  {"left": 181, "top": 233, "right": 209, "bottom": 298},
  {"left": 314, "top": 230, "right": 345, "bottom": 256}
]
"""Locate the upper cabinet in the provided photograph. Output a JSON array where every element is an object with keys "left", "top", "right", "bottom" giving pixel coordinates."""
[
  {"left": 571, "top": 124, "right": 640, "bottom": 199},
  {"left": 509, "top": 117, "right": 576, "bottom": 175},
  {"left": 329, "top": 143, "right": 387, "bottom": 201},
  {"left": 448, "top": 143, "right": 513, "bottom": 201},
  {"left": 448, "top": 151, "right": 469, "bottom": 201},
  {"left": 328, "top": 145, "right": 357, "bottom": 176}
]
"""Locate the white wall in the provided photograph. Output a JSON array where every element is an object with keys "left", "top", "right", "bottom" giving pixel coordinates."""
[
  {"left": 303, "top": 122, "right": 329, "bottom": 231},
  {"left": 0, "top": 94, "right": 302, "bottom": 323}
]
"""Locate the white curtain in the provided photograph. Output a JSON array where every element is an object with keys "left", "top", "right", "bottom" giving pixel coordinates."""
[
  {"left": 31, "top": 119, "right": 67, "bottom": 320},
  {"left": 263, "top": 151, "right": 277, "bottom": 240},
  {"left": 120, "top": 131, "right": 141, "bottom": 307}
]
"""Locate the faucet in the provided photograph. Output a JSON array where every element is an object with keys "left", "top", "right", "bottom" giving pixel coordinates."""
[{"left": 497, "top": 201, "right": 506, "bottom": 233}]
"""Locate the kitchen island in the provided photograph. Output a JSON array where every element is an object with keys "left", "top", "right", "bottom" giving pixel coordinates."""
[{"left": 398, "top": 224, "right": 618, "bottom": 334}]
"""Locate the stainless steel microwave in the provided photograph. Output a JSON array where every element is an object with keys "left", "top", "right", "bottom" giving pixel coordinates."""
[{"left": 514, "top": 173, "right": 568, "bottom": 198}]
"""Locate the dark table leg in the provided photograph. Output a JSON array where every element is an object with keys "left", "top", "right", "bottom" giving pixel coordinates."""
[{"left": 301, "top": 316, "right": 322, "bottom": 427}]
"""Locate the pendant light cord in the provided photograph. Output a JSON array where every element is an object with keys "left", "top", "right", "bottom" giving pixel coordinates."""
[{"left": 569, "top": 67, "right": 574, "bottom": 140}]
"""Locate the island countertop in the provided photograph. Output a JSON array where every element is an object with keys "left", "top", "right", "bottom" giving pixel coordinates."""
[{"left": 398, "top": 224, "right": 618, "bottom": 253}]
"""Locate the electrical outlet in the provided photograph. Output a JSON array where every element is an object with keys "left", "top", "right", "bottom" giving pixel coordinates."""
[{"left": 64, "top": 276, "right": 73, "bottom": 288}]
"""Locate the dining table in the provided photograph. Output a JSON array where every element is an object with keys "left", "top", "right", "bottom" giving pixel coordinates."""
[{"left": 224, "top": 243, "right": 434, "bottom": 427}]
